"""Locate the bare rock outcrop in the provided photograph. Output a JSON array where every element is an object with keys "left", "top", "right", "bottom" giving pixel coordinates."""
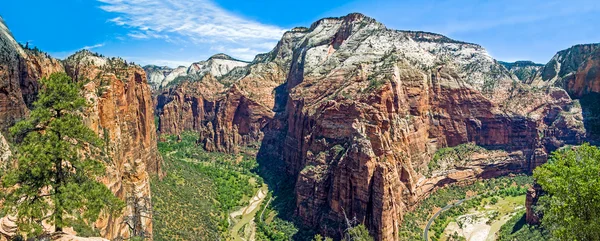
[
  {"left": 143, "top": 53, "right": 249, "bottom": 90},
  {"left": 247, "top": 14, "right": 583, "bottom": 240},
  {"left": 0, "top": 18, "right": 161, "bottom": 240},
  {"left": 65, "top": 50, "right": 161, "bottom": 239},
  {"left": 155, "top": 13, "right": 586, "bottom": 241},
  {"left": 0, "top": 17, "right": 64, "bottom": 131}
]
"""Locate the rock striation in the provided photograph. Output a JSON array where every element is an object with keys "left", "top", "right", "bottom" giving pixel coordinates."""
[
  {"left": 0, "top": 19, "right": 161, "bottom": 241},
  {"left": 156, "top": 13, "right": 585, "bottom": 240},
  {"left": 64, "top": 50, "right": 162, "bottom": 240}
]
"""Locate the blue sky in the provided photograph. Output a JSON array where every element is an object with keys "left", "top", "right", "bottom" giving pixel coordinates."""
[{"left": 1, "top": 0, "right": 599, "bottom": 67}]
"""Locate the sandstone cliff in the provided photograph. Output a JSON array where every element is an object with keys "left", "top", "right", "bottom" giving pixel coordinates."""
[
  {"left": 0, "top": 17, "right": 64, "bottom": 131},
  {"left": 0, "top": 18, "right": 161, "bottom": 241},
  {"left": 525, "top": 43, "right": 600, "bottom": 225},
  {"left": 65, "top": 50, "right": 161, "bottom": 240},
  {"left": 156, "top": 13, "right": 585, "bottom": 241}
]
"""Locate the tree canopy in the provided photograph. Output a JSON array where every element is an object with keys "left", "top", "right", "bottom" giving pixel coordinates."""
[
  {"left": 1, "top": 72, "right": 124, "bottom": 236},
  {"left": 533, "top": 143, "right": 600, "bottom": 241}
]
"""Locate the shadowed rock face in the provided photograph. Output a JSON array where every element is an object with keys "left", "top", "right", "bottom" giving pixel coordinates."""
[
  {"left": 0, "top": 19, "right": 161, "bottom": 240},
  {"left": 529, "top": 44, "right": 600, "bottom": 141},
  {"left": 0, "top": 17, "right": 64, "bottom": 131},
  {"left": 156, "top": 13, "right": 585, "bottom": 241},
  {"left": 525, "top": 44, "right": 600, "bottom": 226}
]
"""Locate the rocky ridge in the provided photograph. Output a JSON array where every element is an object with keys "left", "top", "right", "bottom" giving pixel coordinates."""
[
  {"left": 143, "top": 53, "right": 249, "bottom": 90},
  {"left": 499, "top": 60, "right": 544, "bottom": 82},
  {"left": 0, "top": 18, "right": 161, "bottom": 241},
  {"left": 156, "top": 13, "right": 585, "bottom": 241}
]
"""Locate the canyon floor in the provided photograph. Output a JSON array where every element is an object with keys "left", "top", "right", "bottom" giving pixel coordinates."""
[{"left": 438, "top": 195, "right": 525, "bottom": 241}]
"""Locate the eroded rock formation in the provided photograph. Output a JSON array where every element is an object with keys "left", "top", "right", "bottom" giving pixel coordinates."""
[
  {"left": 156, "top": 13, "right": 585, "bottom": 240},
  {"left": 0, "top": 18, "right": 161, "bottom": 240},
  {"left": 525, "top": 43, "right": 600, "bottom": 225},
  {"left": 65, "top": 51, "right": 161, "bottom": 240}
]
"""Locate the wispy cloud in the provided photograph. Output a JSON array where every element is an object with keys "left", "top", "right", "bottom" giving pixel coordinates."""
[
  {"left": 82, "top": 43, "right": 105, "bottom": 50},
  {"left": 97, "top": 0, "right": 286, "bottom": 61}
]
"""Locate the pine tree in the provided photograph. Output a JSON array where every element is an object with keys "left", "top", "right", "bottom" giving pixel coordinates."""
[{"left": 1, "top": 72, "right": 124, "bottom": 236}]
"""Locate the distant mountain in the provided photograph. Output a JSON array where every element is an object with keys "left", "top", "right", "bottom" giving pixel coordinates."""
[
  {"left": 499, "top": 60, "right": 544, "bottom": 82},
  {"left": 143, "top": 53, "right": 249, "bottom": 90},
  {"left": 528, "top": 43, "right": 600, "bottom": 95}
]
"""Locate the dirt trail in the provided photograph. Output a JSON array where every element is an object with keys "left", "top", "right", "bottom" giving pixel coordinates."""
[{"left": 229, "top": 184, "right": 268, "bottom": 241}]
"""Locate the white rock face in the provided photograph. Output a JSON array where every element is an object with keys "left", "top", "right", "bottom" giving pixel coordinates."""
[
  {"left": 0, "top": 17, "right": 25, "bottom": 57},
  {"left": 161, "top": 66, "right": 188, "bottom": 87},
  {"left": 0, "top": 132, "right": 10, "bottom": 165},
  {"left": 143, "top": 54, "right": 249, "bottom": 90},
  {"left": 283, "top": 14, "right": 513, "bottom": 92}
]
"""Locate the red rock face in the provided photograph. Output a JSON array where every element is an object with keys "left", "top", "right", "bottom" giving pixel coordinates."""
[
  {"left": 154, "top": 14, "right": 587, "bottom": 241},
  {"left": 65, "top": 53, "right": 162, "bottom": 240},
  {"left": 156, "top": 76, "right": 275, "bottom": 153},
  {"left": 0, "top": 45, "right": 64, "bottom": 131},
  {"left": 278, "top": 65, "right": 583, "bottom": 240},
  {"left": 0, "top": 26, "right": 162, "bottom": 240},
  {"left": 525, "top": 44, "right": 600, "bottom": 226}
]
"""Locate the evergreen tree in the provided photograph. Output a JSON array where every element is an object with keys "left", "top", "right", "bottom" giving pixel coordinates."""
[
  {"left": 533, "top": 143, "right": 600, "bottom": 241},
  {"left": 344, "top": 224, "right": 373, "bottom": 241},
  {"left": 1, "top": 72, "right": 124, "bottom": 236}
]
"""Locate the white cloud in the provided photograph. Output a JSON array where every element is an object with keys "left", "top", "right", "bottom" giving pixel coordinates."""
[
  {"left": 97, "top": 0, "right": 286, "bottom": 61},
  {"left": 82, "top": 43, "right": 105, "bottom": 50}
]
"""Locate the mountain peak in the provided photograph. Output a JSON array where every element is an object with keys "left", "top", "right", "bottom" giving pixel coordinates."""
[
  {"left": 309, "top": 12, "right": 381, "bottom": 31},
  {"left": 208, "top": 53, "right": 250, "bottom": 63}
]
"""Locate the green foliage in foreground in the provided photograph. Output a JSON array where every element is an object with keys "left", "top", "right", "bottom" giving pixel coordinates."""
[
  {"left": 312, "top": 224, "right": 373, "bottom": 241},
  {"left": 152, "top": 132, "right": 261, "bottom": 240},
  {"left": 1, "top": 73, "right": 123, "bottom": 236},
  {"left": 344, "top": 224, "right": 374, "bottom": 241},
  {"left": 497, "top": 211, "right": 552, "bottom": 241},
  {"left": 533, "top": 143, "right": 600, "bottom": 241},
  {"left": 254, "top": 192, "right": 298, "bottom": 241},
  {"left": 398, "top": 175, "right": 533, "bottom": 241},
  {"left": 427, "top": 143, "right": 486, "bottom": 174}
]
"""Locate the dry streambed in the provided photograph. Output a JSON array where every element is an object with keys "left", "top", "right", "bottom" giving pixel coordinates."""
[
  {"left": 229, "top": 184, "right": 268, "bottom": 241},
  {"left": 440, "top": 195, "right": 525, "bottom": 241}
]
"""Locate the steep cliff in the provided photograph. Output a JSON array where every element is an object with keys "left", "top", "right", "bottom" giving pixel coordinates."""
[
  {"left": 155, "top": 13, "right": 585, "bottom": 241},
  {"left": 64, "top": 50, "right": 161, "bottom": 240},
  {"left": 269, "top": 14, "right": 583, "bottom": 240},
  {"left": 528, "top": 44, "right": 600, "bottom": 141},
  {"left": 0, "top": 17, "right": 64, "bottom": 131},
  {"left": 0, "top": 18, "right": 161, "bottom": 240},
  {"left": 525, "top": 43, "right": 600, "bottom": 225}
]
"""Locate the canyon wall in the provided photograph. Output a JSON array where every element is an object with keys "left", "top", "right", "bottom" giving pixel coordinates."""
[
  {"left": 156, "top": 13, "right": 585, "bottom": 240},
  {"left": 525, "top": 43, "right": 600, "bottom": 225},
  {"left": 0, "top": 18, "right": 160, "bottom": 240}
]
